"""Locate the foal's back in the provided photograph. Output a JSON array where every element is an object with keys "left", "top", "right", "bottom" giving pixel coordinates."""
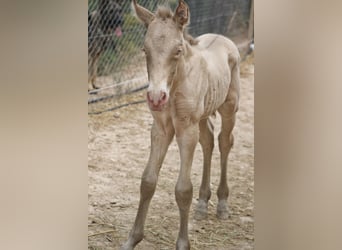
[
  {"left": 197, "top": 33, "right": 240, "bottom": 64},
  {"left": 192, "top": 34, "right": 240, "bottom": 118}
]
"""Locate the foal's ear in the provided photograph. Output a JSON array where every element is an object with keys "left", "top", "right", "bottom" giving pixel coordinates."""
[
  {"left": 173, "top": 0, "right": 190, "bottom": 28},
  {"left": 132, "top": 0, "right": 155, "bottom": 27}
]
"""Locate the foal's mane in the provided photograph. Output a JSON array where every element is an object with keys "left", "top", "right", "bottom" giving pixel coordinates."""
[{"left": 155, "top": 5, "right": 199, "bottom": 46}]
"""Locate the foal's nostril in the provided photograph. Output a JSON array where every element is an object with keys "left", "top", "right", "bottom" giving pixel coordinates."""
[{"left": 160, "top": 92, "right": 167, "bottom": 101}]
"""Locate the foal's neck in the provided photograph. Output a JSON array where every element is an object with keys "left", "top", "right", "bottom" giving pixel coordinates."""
[{"left": 171, "top": 41, "right": 193, "bottom": 90}]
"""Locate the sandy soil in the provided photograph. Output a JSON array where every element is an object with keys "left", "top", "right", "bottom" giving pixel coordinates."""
[{"left": 88, "top": 54, "right": 254, "bottom": 250}]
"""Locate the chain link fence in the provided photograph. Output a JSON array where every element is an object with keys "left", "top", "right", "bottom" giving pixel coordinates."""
[{"left": 88, "top": 0, "right": 253, "bottom": 102}]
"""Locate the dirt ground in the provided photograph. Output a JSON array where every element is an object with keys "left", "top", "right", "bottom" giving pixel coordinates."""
[{"left": 88, "top": 54, "right": 254, "bottom": 250}]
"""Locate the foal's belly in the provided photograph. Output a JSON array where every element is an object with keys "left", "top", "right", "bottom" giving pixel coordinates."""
[
  {"left": 201, "top": 66, "right": 231, "bottom": 118},
  {"left": 197, "top": 44, "right": 231, "bottom": 118}
]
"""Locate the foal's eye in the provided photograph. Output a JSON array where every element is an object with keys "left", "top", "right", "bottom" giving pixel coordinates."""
[{"left": 175, "top": 48, "right": 182, "bottom": 57}]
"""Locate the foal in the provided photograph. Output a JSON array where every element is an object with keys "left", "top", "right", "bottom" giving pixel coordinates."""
[{"left": 121, "top": 1, "right": 240, "bottom": 249}]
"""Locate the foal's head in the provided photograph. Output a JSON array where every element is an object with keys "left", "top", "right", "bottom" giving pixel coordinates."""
[{"left": 133, "top": 0, "right": 191, "bottom": 111}]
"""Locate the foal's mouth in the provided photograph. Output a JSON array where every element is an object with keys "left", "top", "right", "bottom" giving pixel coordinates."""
[{"left": 147, "top": 102, "right": 167, "bottom": 112}]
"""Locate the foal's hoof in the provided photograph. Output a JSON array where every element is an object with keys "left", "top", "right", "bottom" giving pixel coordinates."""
[
  {"left": 195, "top": 209, "right": 207, "bottom": 220},
  {"left": 176, "top": 238, "right": 190, "bottom": 250},
  {"left": 217, "top": 209, "right": 229, "bottom": 220},
  {"left": 194, "top": 200, "right": 208, "bottom": 220},
  {"left": 120, "top": 234, "right": 143, "bottom": 250},
  {"left": 217, "top": 201, "right": 230, "bottom": 220},
  {"left": 120, "top": 242, "right": 134, "bottom": 250}
]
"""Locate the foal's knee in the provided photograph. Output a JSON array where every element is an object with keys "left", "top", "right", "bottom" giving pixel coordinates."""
[
  {"left": 140, "top": 172, "right": 158, "bottom": 199},
  {"left": 175, "top": 180, "right": 193, "bottom": 209},
  {"left": 200, "top": 135, "right": 214, "bottom": 152},
  {"left": 218, "top": 132, "right": 234, "bottom": 152}
]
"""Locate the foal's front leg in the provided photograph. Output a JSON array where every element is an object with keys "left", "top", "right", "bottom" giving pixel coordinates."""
[
  {"left": 121, "top": 120, "right": 174, "bottom": 250},
  {"left": 174, "top": 122, "right": 199, "bottom": 250}
]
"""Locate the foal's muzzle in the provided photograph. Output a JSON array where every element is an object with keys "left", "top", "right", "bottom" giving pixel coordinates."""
[{"left": 146, "top": 90, "right": 168, "bottom": 111}]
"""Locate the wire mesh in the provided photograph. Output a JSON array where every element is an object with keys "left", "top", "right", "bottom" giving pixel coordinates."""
[{"left": 88, "top": 0, "right": 252, "bottom": 94}]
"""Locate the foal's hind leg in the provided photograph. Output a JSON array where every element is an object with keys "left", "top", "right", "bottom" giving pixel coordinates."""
[
  {"left": 195, "top": 118, "right": 214, "bottom": 220},
  {"left": 121, "top": 119, "right": 174, "bottom": 250},
  {"left": 217, "top": 113, "right": 235, "bottom": 219},
  {"left": 217, "top": 84, "right": 239, "bottom": 219}
]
